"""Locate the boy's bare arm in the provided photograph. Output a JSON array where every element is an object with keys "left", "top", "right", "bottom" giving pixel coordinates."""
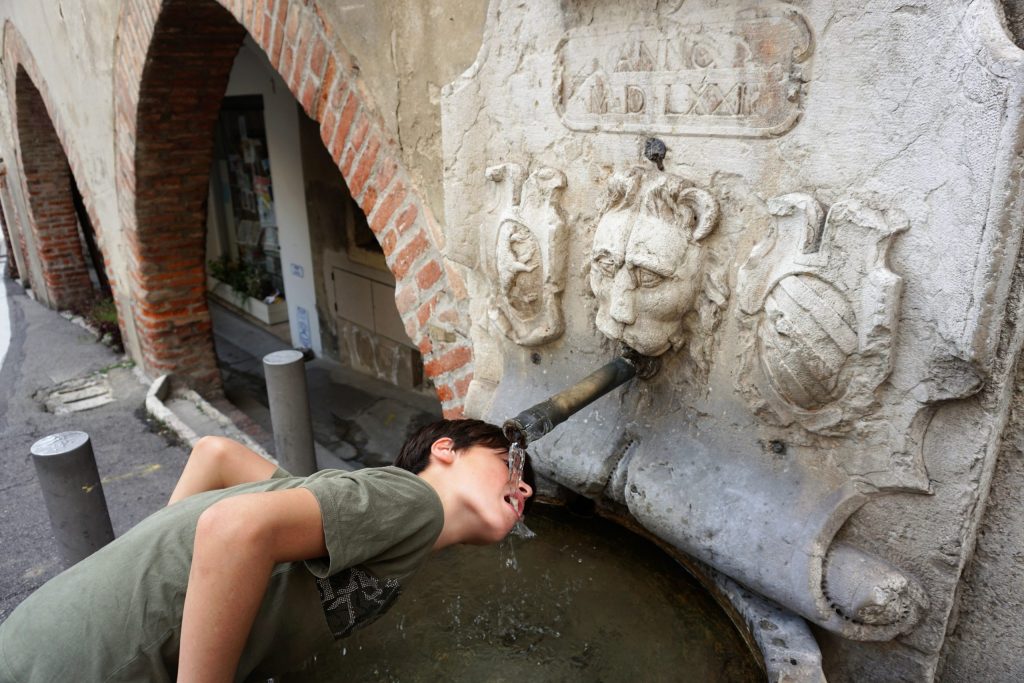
[
  {"left": 177, "top": 488, "right": 327, "bottom": 683},
  {"left": 169, "top": 437, "right": 278, "bottom": 504}
]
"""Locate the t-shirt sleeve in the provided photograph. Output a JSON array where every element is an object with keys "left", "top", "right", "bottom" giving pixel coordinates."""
[{"left": 299, "top": 469, "right": 443, "bottom": 579}]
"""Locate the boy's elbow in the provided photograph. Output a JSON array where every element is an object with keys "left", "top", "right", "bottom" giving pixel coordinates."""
[{"left": 194, "top": 498, "right": 271, "bottom": 552}]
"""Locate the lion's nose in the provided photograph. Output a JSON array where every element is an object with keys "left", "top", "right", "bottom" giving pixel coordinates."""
[{"left": 609, "top": 268, "right": 637, "bottom": 325}]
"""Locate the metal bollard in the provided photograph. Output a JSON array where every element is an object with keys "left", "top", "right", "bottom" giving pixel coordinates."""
[
  {"left": 263, "top": 349, "right": 316, "bottom": 476},
  {"left": 30, "top": 431, "right": 115, "bottom": 568}
]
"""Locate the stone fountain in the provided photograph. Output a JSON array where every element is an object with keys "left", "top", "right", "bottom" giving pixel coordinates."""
[{"left": 440, "top": 1, "right": 1024, "bottom": 679}]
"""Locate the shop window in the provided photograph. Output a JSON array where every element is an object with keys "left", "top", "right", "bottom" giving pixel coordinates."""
[{"left": 210, "top": 95, "right": 283, "bottom": 300}]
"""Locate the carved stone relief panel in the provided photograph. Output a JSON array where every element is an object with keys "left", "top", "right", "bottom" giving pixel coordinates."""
[
  {"left": 483, "top": 164, "right": 568, "bottom": 346},
  {"left": 446, "top": 0, "right": 1024, "bottom": 676},
  {"left": 555, "top": 3, "right": 813, "bottom": 137},
  {"left": 589, "top": 166, "right": 728, "bottom": 374},
  {"left": 736, "top": 194, "right": 909, "bottom": 436}
]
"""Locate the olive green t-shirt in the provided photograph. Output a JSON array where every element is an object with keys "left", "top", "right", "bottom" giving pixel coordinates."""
[{"left": 0, "top": 466, "right": 444, "bottom": 682}]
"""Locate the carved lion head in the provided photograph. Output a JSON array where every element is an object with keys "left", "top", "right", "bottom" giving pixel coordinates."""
[{"left": 590, "top": 167, "right": 727, "bottom": 361}]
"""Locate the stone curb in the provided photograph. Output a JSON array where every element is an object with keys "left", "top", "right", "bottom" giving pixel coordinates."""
[
  {"left": 58, "top": 308, "right": 121, "bottom": 350},
  {"left": 143, "top": 372, "right": 277, "bottom": 465}
]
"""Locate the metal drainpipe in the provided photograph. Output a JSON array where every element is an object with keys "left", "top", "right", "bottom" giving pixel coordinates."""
[{"left": 502, "top": 346, "right": 660, "bottom": 447}]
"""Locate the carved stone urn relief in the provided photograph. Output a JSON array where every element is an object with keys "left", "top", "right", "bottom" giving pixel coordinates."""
[
  {"left": 483, "top": 164, "right": 568, "bottom": 347},
  {"left": 737, "top": 194, "right": 908, "bottom": 436}
]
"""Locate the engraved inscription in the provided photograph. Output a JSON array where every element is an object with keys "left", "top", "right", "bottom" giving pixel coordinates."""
[{"left": 555, "top": 4, "right": 813, "bottom": 137}]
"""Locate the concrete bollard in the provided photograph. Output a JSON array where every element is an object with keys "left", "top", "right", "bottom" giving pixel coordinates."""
[
  {"left": 263, "top": 349, "right": 316, "bottom": 476},
  {"left": 30, "top": 431, "right": 115, "bottom": 568}
]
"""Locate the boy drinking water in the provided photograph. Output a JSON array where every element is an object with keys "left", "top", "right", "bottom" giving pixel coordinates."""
[{"left": 0, "top": 419, "right": 534, "bottom": 682}]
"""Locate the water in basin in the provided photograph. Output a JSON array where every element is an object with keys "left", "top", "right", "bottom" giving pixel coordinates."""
[{"left": 285, "top": 504, "right": 762, "bottom": 682}]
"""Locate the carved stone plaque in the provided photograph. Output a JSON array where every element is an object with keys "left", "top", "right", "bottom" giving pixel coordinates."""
[{"left": 555, "top": 4, "right": 813, "bottom": 137}]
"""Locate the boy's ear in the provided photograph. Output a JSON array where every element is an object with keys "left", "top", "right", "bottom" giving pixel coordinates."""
[{"left": 429, "top": 437, "right": 457, "bottom": 465}]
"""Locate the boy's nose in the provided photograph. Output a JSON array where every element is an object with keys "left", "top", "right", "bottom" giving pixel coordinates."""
[{"left": 518, "top": 480, "right": 533, "bottom": 498}]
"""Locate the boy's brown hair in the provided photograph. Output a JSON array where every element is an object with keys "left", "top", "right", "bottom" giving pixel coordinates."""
[{"left": 394, "top": 419, "right": 535, "bottom": 513}]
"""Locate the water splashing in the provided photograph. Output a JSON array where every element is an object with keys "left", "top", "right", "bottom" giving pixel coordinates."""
[
  {"left": 500, "top": 533, "right": 520, "bottom": 572},
  {"left": 510, "top": 519, "right": 536, "bottom": 539}
]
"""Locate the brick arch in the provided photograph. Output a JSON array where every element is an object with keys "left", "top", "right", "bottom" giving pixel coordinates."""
[
  {"left": 3, "top": 22, "right": 114, "bottom": 311},
  {"left": 114, "top": 0, "right": 473, "bottom": 413}
]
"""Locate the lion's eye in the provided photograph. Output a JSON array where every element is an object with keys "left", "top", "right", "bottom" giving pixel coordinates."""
[
  {"left": 593, "top": 255, "right": 619, "bottom": 277},
  {"left": 634, "top": 267, "right": 666, "bottom": 288}
]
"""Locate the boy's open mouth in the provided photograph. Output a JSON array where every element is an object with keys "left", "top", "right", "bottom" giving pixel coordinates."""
[{"left": 504, "top": 492, "right": 525, "bottom": 518}]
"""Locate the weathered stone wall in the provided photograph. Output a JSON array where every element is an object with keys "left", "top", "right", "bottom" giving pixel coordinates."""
[
  {"left": 937, "top": 349, "right": 1024, "bottom": 680},
  {"left": 311, "top": 1, "right": 487, "bottom": 225},
  {"left": 442, "top": 0, "right": 1024, "bottom": 679}
]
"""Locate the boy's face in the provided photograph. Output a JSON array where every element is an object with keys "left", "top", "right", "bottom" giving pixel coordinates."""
[{"left": 453, "top": 444, "right": 534, "bottom": 544}]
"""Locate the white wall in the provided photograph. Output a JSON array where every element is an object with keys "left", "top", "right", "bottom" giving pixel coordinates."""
[{"left": 222, "top": 37, "right": 322, "bottom": 354}]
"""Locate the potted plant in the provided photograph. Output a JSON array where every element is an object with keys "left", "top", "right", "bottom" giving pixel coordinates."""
[{"left": 206, "top": 256, "right": 287, "bottom": 325}]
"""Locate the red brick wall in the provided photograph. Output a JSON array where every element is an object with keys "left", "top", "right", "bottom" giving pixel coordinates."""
[
  {"left": 121, "top": 0, "right": 247, "bottom": 393},
  {"left": 115, "top": 0, "right": 475, "bottom": 414}
]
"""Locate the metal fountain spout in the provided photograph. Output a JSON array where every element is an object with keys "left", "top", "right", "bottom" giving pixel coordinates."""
[{"left": 502, "top": 346, "right": 660, "bottom": 447}]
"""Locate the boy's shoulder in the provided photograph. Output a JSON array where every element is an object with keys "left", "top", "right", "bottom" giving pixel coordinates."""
[
  {"left": 297, "top": 465, "right": 436, "bottom": 500},
  {"left": 300, "top": 465, "right": 443, "bottom": 578},
  {"left": 301, "top": 465, "right": 441, "bottom": 526}
]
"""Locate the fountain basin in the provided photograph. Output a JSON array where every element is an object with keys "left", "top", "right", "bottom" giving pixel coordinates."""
[{"left": 285, "top": 503, "right": 767, "bottom": 681}]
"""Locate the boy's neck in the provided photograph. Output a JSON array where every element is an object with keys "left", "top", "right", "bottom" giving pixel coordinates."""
[{"left": 416, "top": 471, "right": 470, "bottom": 549}]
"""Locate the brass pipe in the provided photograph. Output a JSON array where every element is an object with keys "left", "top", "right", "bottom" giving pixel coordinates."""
[{"left": 502, "top": 348, "right": 659, "bottom": 447}]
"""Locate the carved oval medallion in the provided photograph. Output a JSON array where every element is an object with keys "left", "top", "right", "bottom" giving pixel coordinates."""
[
  {"left": 497, "top": 220, "right": 543, "bottom": 319},
  {"left": 757, "top": 274, "right": 857, "bottom": 411}
]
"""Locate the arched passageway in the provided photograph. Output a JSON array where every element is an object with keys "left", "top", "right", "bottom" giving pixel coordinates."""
[
  {"left": 2, "top": 21, "right": 119, "bottom": 332},
  {"left": 13, "top": 67, "right": 100, "bottom": 310},
  {"left": 116, "top": 0, "right": 473, "bottom": 413}
]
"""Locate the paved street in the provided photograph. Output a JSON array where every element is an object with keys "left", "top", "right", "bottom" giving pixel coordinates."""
[
  {"left": 0, "top": 249, "right": 189, "bottom": 619},
  {"left": 0, "top": 239, "right": 439, "bottom": 623}
]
